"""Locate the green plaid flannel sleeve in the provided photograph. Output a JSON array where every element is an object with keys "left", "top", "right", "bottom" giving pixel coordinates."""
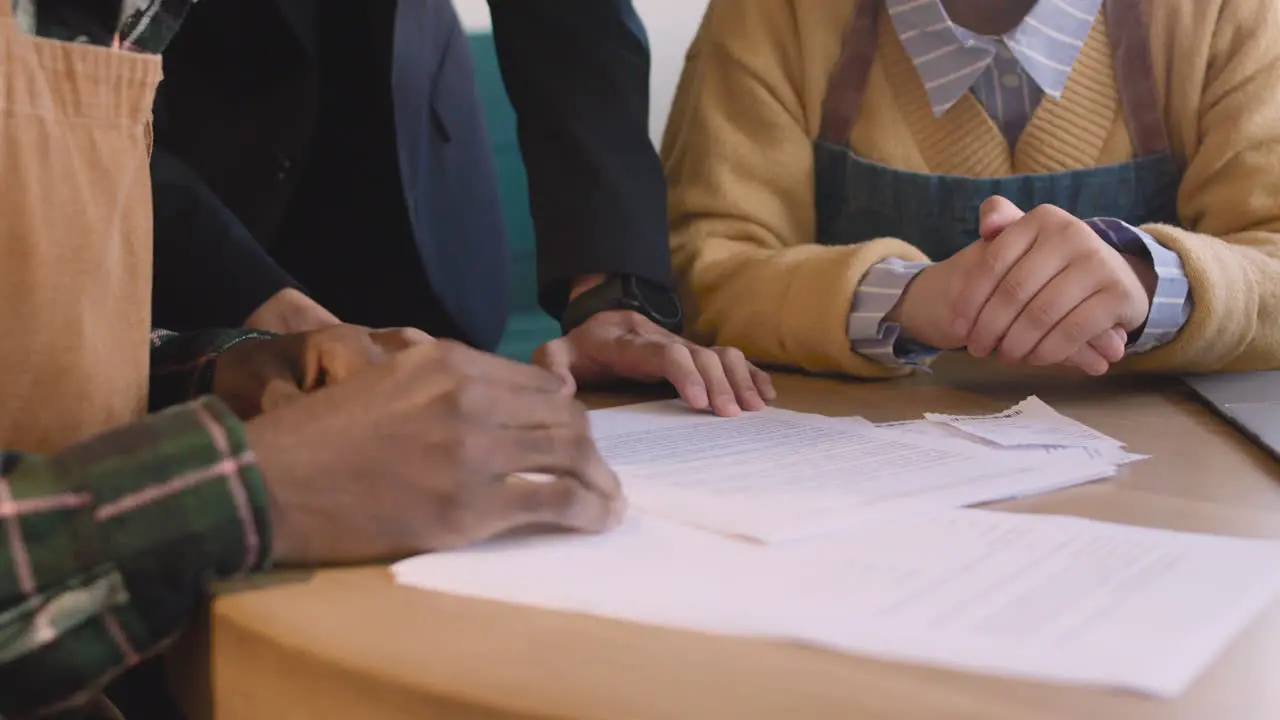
[{"left": 0, "top": 332, "right": 275, "bottom": 717}]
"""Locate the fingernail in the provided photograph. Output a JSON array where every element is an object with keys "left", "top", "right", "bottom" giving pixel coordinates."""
[{"left": 715, "top": 396, "right": 742, "bottom": 417}]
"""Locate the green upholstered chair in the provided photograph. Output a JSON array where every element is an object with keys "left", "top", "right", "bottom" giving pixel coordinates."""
[{"left": 467, "top": 32, "right": 561, "bottom": 361}]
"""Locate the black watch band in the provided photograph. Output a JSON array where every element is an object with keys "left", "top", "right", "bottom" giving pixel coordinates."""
[{"left": 560, "top": 275, "right": 683, "bottom": 335}]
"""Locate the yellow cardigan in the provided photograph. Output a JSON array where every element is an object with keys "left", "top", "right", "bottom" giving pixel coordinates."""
[{"left": 663, "top": 0, "right": 1280, "bottom": 378}]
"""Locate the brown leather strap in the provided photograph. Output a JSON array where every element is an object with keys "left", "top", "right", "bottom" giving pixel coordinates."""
[
  {"left": 1105, "top": 0, "right": 1168, "bottom": 156},
  {"left": 817, "top": 0, "right": 1170, "bottom": 156},
  {"left": 818, "top": 0, "right": 881, "bottom": 144}
]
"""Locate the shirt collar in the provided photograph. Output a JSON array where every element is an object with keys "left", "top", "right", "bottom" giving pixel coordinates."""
[{"left": 886, "top": 0, "right": 1104, "bottom": 117}]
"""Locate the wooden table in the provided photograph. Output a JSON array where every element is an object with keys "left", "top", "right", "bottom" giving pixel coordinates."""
[{"left": 170, "top": 360, "right": 1280, "bottom": 719}]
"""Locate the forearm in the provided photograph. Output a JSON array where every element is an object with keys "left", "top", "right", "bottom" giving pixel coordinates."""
[
  {"left": 150, "top": 147, "right": 299, "bottom": 332},
  {"left": 0, "top": 398, "right": 270, "bottom": 717},
  {"left": 487, "top": 0, "right": 672, "bottom": 317}
]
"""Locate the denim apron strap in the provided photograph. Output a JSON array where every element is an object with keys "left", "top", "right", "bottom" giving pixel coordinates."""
[
  {"left": 817, "top": 0, "right": 881, "bottom": 145},
  {"left": 1105, "top": 0, "right": 1167, "bottom": 156},
  {"left": 818, "top": 0, "right": 1168, "bottom": 158}
]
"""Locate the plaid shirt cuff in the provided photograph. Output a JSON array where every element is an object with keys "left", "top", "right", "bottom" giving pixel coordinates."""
[
  {"left": 1085, "top": 218, "right": 1193, "bottom": 355},
  {"left": 0, "top": 397, "right": 271, "bottom": 717},
  {"left": 149, "top": 328, "right": 276, "bottom": 412},
  {"left": 848, "top": 258, "right": 941, "bottom": 368}
]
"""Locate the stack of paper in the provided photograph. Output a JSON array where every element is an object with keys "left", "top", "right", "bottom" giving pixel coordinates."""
[
  {"left": 392, "top": 399, "right": 1280, "bottom": 698},
  {"left": 585, "top": 399, "right": 1126, "bottom": 542}
]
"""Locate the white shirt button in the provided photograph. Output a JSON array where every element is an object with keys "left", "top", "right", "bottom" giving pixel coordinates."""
[
  {"left": 1001, "top": 73, "right": 1022, "bottom": 88},
  {"left": 997, "top": 44, "right": 1014, "bottom": 59}
]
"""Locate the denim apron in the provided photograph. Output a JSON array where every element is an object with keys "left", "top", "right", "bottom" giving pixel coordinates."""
[{"left": 813, "top": 0, "right": 1180, "bottom": 260}]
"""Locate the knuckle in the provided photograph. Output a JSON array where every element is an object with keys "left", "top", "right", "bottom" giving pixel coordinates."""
[
  {"left": 690, "top": 345, "right": 720, "bottom": 365},
  {"left": 328, "top": 324, "right": 365, "bottom": 344},
  {"left": 622, "top": 311, "right": 648, "bottom": 330},
  {"left": 980, "top": 245, "right": 1006, "bottom": 275},
  {"left": 1029, "top": 204, "right": 1065, "bottom": 222},
  {"left": 394, "top": 327, "right": 428, "bottom": 344},
  {"left": 661, "top": 342, "right": 694, "bottom": 367},
  {"left": 1080, "top": 236, "right": 1111, "bottom": 260},
  {"left": 1026, "top": 300, "right": 1058, "bottom": 330},
  {"left": 1084, "top": 251, "right": 1118, "bottom": 283},
  {"left": 434, "top": 339, "right": 472, "bottom": 368},
  {"left": 996, "top": 275, "right": 1031, "bottom": 305},
  {"left": 1059, "top": 317, "right": 1089, "bottom": 345},
  {"left": 714, "top": 345, "right": 747, "bottom": 364},
  {"left": 444, "top": 380, "right": 485, "bottom": 419}
]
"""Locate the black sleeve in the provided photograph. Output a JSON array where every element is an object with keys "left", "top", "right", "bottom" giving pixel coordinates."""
[
  {"left": 150, "top": 146, "right": 298, "bottom": 332},
  {"left": 487, "top": 0, "right": 673, "bottom": 319}
]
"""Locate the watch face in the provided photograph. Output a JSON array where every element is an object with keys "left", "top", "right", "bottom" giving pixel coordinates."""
[{"left": 632, "top": 277, "right": 682, "bottom": 323}]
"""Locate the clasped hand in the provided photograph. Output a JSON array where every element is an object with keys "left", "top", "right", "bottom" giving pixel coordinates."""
[{"left": 892, "top": 197, "right": 1156, "bottom": 375}]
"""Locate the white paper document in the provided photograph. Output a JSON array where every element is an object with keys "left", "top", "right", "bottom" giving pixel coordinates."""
[
  {"left": 874, "top": 418, "right": 1148, "bottom": 466},
  {"left": 587, "top": 402, "right": 1115, "bottom": 542},
  {"left": 924, "top": 396, "right": 1126, "bottom": 452},
  {"left": 393, "top": 507, "right": 1280, "bottom": 698}
]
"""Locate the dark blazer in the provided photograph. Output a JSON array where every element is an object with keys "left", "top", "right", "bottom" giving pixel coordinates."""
[{"left": 151, "top": 0, "right": 672, "bottom": 350}]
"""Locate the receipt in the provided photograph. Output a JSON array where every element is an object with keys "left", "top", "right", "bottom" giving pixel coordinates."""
[{"left": 924, "top": 397, "right": 1126, "bottom": 451}]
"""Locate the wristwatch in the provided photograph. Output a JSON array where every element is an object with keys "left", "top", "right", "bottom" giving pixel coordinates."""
[{"left": 560, "top": 275, "right": 684, "bottom": 335}]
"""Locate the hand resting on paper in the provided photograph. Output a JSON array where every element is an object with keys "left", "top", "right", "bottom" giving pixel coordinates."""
[
  {"left": 534, "top": 278, "right": 776, "bottom": 419},
  {"left": 246, "top": 340, "right": 627, "bottom": 565}
]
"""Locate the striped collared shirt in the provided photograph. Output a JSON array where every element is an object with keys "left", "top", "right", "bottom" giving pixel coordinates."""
[{"left": 848, "top": 0, "right": 1191, "bottom": 366}]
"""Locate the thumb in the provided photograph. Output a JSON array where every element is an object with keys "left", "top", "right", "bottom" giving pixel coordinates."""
[
  {"left": 531, "top": 337, "right": 579, "bottom": 396},
  {"left": 979, "top": 196, "right": 1025, "bottom": 242}
]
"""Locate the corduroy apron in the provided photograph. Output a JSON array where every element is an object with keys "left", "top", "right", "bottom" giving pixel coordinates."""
[{"left": 0, "top": 2, "right": 161, "bottom": 454}]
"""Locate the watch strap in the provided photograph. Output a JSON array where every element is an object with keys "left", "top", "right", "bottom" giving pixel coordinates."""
[{"left": 560, "top": 276, "right": 682, "bottom": 335}]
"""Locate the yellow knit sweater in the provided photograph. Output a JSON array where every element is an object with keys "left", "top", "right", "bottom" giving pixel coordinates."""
[{"left": 663, "top": 0, "right": 1280, "bottom": 378}]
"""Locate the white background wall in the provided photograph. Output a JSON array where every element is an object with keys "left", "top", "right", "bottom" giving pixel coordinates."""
[{"left": 453, "top": 0, "right": 709, "bottom": 142}]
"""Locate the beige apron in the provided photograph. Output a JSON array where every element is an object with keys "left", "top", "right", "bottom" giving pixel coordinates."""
[{"left": 0, "top": 3, "right": 161, "bottom": 454}]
